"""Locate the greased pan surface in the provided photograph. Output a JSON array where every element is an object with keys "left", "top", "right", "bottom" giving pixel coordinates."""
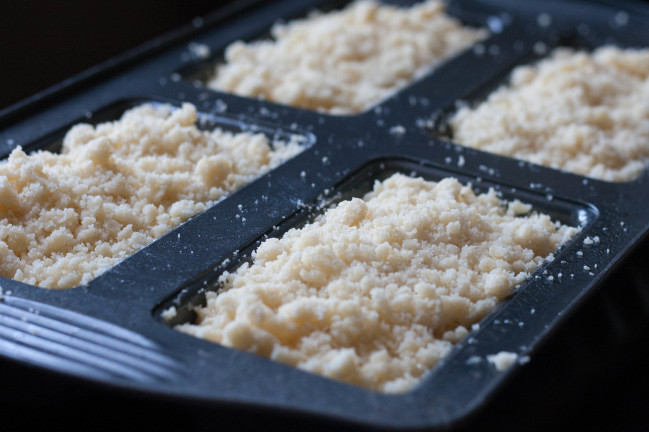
[{"left": 0, "top": 0, "right": 648, "bottom": 429}]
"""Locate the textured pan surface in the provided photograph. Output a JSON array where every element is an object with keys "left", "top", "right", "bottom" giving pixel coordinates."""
[{"left": 0, "top": 0, "right": 647, "bottom": 429}]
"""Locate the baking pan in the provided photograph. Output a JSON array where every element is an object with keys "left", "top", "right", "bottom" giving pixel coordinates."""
[{"left": 0, "top": 0, "right": 648, "bottom": 430}]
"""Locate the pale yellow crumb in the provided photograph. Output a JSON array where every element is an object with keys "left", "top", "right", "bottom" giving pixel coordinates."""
[
  {"left": 487, "top": 351, "right": 518, "bottom": 371},
  {"left": 0, "top": 103, "right": 302, "bottom": 289},
  {"left": 451, "top": 46, "right": 649, "bottom": 182},
  {"left": 161, "top": 306, "right": 178, "bottom": 322},
  {"left": 209, "top": 0, "right": 485, "bottom": 114},
  {"left": 177, "top": 174, "right": 577, "bottom": 393}
]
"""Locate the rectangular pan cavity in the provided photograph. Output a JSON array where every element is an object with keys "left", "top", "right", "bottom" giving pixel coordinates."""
[
  {"left": 178, "top": 0, "right": 496, "bottom": 116},
  {"left": 427, "top": 30, "right": 649, "bottom": 183},
  {"left": 162, "top": 158, "right": 592, "bottom": 394},
  {"left": 0, "top": 101, "right": 310, "bottom": 290}
]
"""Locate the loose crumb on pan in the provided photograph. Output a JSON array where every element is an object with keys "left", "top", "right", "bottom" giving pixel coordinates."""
[
  {"left": 177, "top": 174, "right": 577, "bottom": 393},
  {"left": 487, "top": 351, "right": 518, "bottom": 371},
  {"left": 208, "top": 0, "right": 485, "bottom": 114},
  {"left": 161, "top": 306, "right": 178, "bottom": 322},
  {"left": 0, "top": 103, "right": 303, "bottom": 289},
  {"left": 451, "top": 46, "right": 649, "bottom": 182}
]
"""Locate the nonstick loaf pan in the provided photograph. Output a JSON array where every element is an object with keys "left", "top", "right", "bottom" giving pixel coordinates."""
[{"left": 0, "top": 0, "right": 648, "bottom": 430}]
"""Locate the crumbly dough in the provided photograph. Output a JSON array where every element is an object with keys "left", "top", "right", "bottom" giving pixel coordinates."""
[
  {"left": 208, "top": 0, "right": 484, "bottom": 114},
  {"left": 487, "top": 351, "right": 518, "bottom": 371},
  {"left": 0, "top": 103, "right": 302, "bottom": 289},
  {"left": 177, "top": 174, "right": 576, "bottom": 393},
  {"left": 451, "top": 46, "right": 649, "bottom": 182}
]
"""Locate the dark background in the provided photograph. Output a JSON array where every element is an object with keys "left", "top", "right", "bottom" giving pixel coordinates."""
[
  {"left": 0, "top": 0, "right": 231, "bottom": 111},
  {"left": 0, "top": 0, "right": 648, "bottom": 430}
]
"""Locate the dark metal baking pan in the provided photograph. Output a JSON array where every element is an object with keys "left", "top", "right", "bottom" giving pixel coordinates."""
[{"left": 0, "top": 0, "right": 648, "bottom": 430}]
